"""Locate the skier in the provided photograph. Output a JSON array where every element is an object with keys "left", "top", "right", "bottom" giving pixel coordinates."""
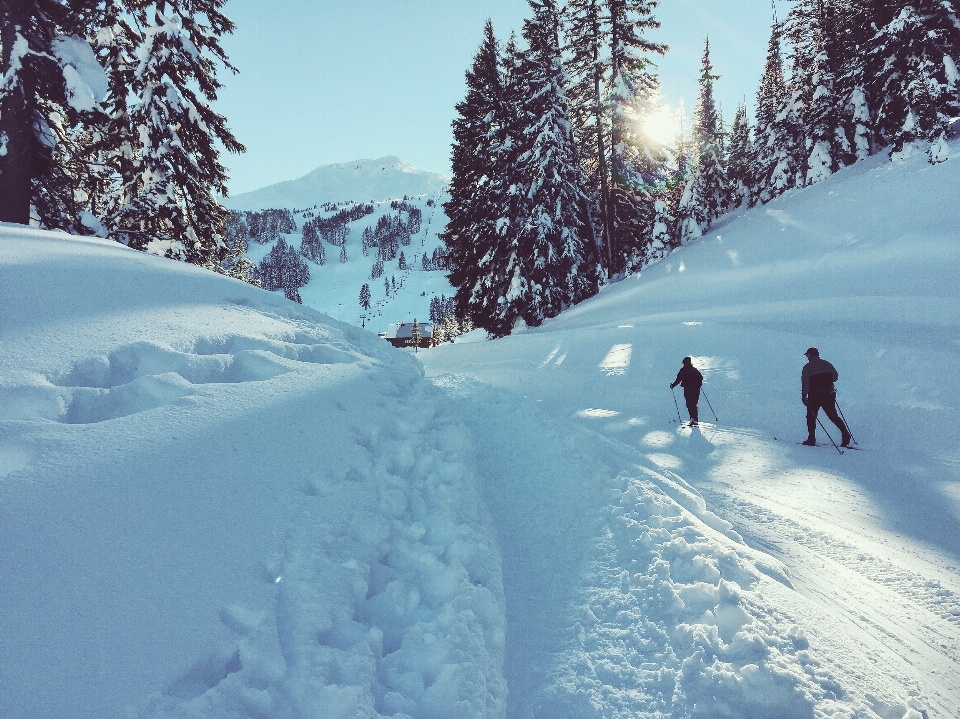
[
  {"left": 801, "top": 347, "right": 851, "bottom": 447},
  {"left": 670, "top": 357, "right": 703, "bottom": 426}
]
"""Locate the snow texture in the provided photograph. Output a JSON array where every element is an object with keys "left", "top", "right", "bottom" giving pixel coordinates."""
[
  {"left": 52, "top": 34, "right": 109, "bottom": 112},
  {"left": 2, "top": 139, "right": 959, "bottom": 719}
]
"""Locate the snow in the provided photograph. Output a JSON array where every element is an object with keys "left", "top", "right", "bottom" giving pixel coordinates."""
[
  {"left": 224, "top": 158, "right": 456, "bottom": 336},
  {"left": 2, "top": 141, "right": 959, "bottom": 719},
  {"left": 52, "top": 34, "right": 109, "bottom": 112},
  {"left": 223, "top": 157, "right": 449, "bottom": 212}
]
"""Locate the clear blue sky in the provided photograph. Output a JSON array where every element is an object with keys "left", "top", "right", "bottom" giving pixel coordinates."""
[{"left": 218, "top": 0, "right": 790, "bottom": 195}]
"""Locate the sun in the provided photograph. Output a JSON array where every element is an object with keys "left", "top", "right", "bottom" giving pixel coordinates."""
[{"left": 641, "top": 106, "right": 679, "bottom": 146}]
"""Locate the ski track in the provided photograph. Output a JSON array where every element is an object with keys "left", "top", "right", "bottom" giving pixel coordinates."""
[
  {"left": 680, "top": 425, "right": 960, "bottom": 718},
  {"left": 430, "top": 375, "right": 937, "bottom": 719}
]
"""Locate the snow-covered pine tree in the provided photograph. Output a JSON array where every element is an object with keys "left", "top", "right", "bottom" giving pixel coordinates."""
[
  {"left": 446, "top": 28, "right": 529, "bottom": 336},
  {"left": 726, "top": 101, "right": 752, "bottom": 208},
  {"left": 0, "top": 1, "right": 107, "bottom": 228},
  {"left": 785, "top": 0, "right": 854, "bottom": 185},
  {"left": 500, "top": 0, "right": 599, "bottom": 330},
  {"left": 410, "top": 318, "right": 421, "bottom": 351},
  {"left": 607, "top": 1, "right": 668, "bottom": 276},
  {"left": 751, "top": 8, "right": 805, "bottom": 204},
  {"left": 108, "top": 0, "right": 244, "bottom": 265},
  {"left": 257, "top": 237, "right": 309, "bottom": 303},
  {"left": 339, "top": 243, "right": 347, "bottom": 263},
  {"left": 565, "top": 0, "right": 612, "bottom": 271},
  {"left": 398, "top": 250, "right": 407, "bottom": 270},
  {"left": 675, "top": 37, "right": 729, "bottom": 242},
  {"left": 867, "top": 0, "right": 960, "bottom": 163},
  {"left": 219, "top": 210, "right": 258, "bottom": 284},
  {"left": 300, "top": 220, "right": 325, "bottom": 264},
  {"left": 441, "top": 20, "right": 508, "bottom": 321},
  {"left": 647, "top": 197, "right": 672, "bottom": 260},
  {"left": 828, "top": 0, "right": 876, "bottom": 163},
  {"left": 359, "top": 283, "right": 371, "bottom": 311}
]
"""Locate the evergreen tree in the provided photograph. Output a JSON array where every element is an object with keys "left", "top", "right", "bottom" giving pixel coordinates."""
[
  {"left": 751, "top": 12, "right": 790, "bottom": 204},
  {"left": 398, "top": 250, "right": 407, "bottom": 270},
  {"left": 868, "top": 0, "right": 960, "bottom": 163},
  {"left": 108, "top": 0, "right": 244, "bottom": 265},
  {"left": 504, "top": 0, "right": 599, "bottom": 330},
  {"left": 410, "top": 318, "right": 422, "bottom": 352},
  {"left": 565, "top": 0, "right": 667, "bottom": 278},
  {"left": 0, "top": 1, "right": 106, "bottom": 227},
  {"left": 441, "top": 20, "right": 507, "bottom": 318},
  {"left": 751, "top": 10, "right": 805, "bottom": 203},
  {"left": 339, "top": 243, "right": 347, "bottom": 263},
  {"left": 257, "top": 237, "right": 310, "bottom": 303},
  {"left": 786, "top": 0, "right": 854, "bottom": 185},
  {"left": 359, "top": 283, "right": 371, "bottom": 311},
  {"left": 300, "top": 220, "right": 326, "bottom": 264},
  {"left": 726, "top": 101, "right": 752, "bottom": 208},
  {"left": 675, "top": 37, "right": 729, "bottom": 242},
  {"left": 218, "top": 210, "right": 257, "bottom": 284}
]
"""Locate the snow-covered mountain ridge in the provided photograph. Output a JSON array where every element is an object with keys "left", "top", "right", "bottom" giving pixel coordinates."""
[
  {"left": 223, "top": 156, "right": 449, "bottom": 211},
  {"left": 1, "top": 142, "right": 958, "bottom": 719}
]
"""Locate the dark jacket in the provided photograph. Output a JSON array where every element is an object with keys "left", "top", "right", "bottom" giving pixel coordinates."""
[
  {"left": 801, "top": 358, "right": 838, "bottom": 396},
  {"left": 672, "top": 365, "right": 703, "bottom": 394}
]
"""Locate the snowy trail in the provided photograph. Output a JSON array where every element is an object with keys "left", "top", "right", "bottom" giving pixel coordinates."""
[
  {"left": 428, "top": 374, "right": 923, "bottom": 718},
  {"left": 424, "top": 316, "right": 960, "bottom": 717}
]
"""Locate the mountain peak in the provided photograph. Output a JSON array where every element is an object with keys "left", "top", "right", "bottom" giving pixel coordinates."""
[{"left": 224, "top": 157, "right": 449, "bottom": 211}]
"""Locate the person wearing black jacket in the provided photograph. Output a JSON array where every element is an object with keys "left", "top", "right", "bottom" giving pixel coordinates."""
[
  {"left": 801, "top": 347, "right": 851, "bottom": 447},
  {"left": 670, "top": 357, "right": 704, "bottom": 426}
]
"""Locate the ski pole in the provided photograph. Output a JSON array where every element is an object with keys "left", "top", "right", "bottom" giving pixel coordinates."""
[
  {"left": 671, "top": 386, "right": 682, "bottom": 423},
  {"left": 700, "top": 388, "right": 719, "bottom": 422},
  {"left": 835, "top": 400, "right": 857, "bottom": 445},
  {"left": 817, "top": 417, "right": 844, "bottom": 454}
]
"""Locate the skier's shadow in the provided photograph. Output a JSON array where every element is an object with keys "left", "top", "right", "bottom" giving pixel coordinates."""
[{"left": 684, "top": 425, "right": 718, "bottom": 459}]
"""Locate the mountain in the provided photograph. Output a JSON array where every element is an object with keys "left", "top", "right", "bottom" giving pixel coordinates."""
[
  {"left": 2, "top": 142, "right": 958, "bottom": 719},
  {"left": 223, "top": 156, "right": 450, "bottom": 211}
]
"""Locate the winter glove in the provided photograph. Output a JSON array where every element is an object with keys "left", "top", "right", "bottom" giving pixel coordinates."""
[{"left": 801, "top": 393, "right": 808, "bottom": 406}]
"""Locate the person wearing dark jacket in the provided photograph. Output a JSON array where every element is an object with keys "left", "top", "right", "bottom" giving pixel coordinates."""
[
  {"left": 801, "top": 347, "right": 851, "bottom": 446},
  {"left": 670, "top": 357, "right": 704, "bottom": 425}
]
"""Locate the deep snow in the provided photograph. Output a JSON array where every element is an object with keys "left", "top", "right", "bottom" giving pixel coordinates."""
[{"left": 1, "top": 142, "right": 958, "bottom": 719}]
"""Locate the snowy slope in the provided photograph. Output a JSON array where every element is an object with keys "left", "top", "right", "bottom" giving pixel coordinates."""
[
  {"left": 221, "top": 156, "right": 457, "bottom": 336},
  {"left": 241, "top": 192, "right": 456, "bottom": 337},
  {"left": 0, "top": 228, "right": 504, "bottom": 719},
  {"left": 1, "top": 143, "right": 958, "bottom": 719},
  {"left": 421, "top": 145, "right": 960, "bottom": 718},
  {"left": 223, "top": 157, "right": 449, "bottom": 211}
]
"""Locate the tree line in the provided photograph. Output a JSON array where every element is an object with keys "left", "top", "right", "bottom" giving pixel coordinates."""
[{"left": 443, "top": 0, "right": 960, "bottom": 337}]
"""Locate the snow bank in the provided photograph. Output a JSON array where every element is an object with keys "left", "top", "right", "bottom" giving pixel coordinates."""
[{"left": 0, "top": 227, "right": 504, "bottom": 719}]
